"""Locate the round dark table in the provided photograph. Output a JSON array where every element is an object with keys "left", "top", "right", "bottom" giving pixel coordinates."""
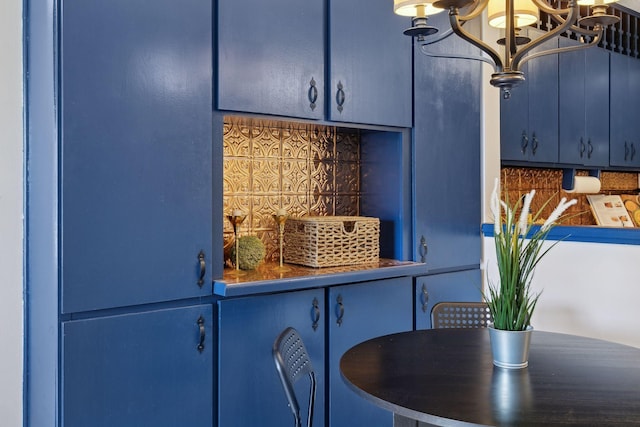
[{"left": 340, "top": 329, "right": 640, "bottom": 426}]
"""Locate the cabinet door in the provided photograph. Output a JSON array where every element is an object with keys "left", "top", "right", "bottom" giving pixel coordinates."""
[
  {"left": 217, "top": 0, "right": 324, "bottom": 119},
  {"left": 610, "top": 53, "right": 640, "bottom": 168},
  {"left": 218, "top": 289, "right": 325, "bottom": 427},
  {"left": 415, "top": 269, "right": 482, "bottom": 330},
  {"left": 328, "top": 0, "right": 412, "bottom": 127},
  {"left": 559, "top": 39, "right": 609, "bottom": 167},
  {"left": 328, "top": 277, "right": 413, "bottom": 427},
  {"left": 62, "top": 305, "right": 213, "bottom": 427},
  {"left": 61, "top": 0, "right": 213, "bottom": 313},
  {"left": 501, "top": 40, "right": 558, "bottom": 163},
  {"left": 414, "top": 14, "right": 481, "bottom": 271}
]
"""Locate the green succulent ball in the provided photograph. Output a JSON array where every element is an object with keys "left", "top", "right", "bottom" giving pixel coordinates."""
[{"left": 230, "top": 235, "right": 266, "bottom": 270}]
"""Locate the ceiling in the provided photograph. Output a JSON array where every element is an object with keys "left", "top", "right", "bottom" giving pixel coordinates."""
[{"left": 618, "top": 0, "right": 640, "bottom": 12}]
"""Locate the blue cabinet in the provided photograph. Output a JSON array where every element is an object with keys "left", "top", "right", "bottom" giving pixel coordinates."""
[
  {"left": 559, "top": 39, "right": 609, "bottom": 167},
  {"left": 501, "top": 40, "right": 559, "bottom": 163},
  {"left": 328, "top": 0, "right": 412, "bottom": 126},
  {"left": 218, "top": 289, "right": 326, "bottom": 427},
  {"left": 61, "top": 0, "right": 213, "bottom": 313},
  {"left": 413, "top": 14, "right": 482, "bottom": 272},
  {"left": 62, "top": 305, "right": 213, "bottom": 427},
  {"left": 217, "top": 0, "right": 412, "bottom": 127},
  {"left": 610, "top": 53, "right": 640, "bottom": 169},
  {"left": 328, "top": 277, "right": 413, "bottom": 427},
  {"left": 415, "top": 270, "right": 482, "bottom": 329}
]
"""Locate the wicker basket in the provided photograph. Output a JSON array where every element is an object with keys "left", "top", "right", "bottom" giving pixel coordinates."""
[{"left": 284, "top": 216, "right": 380, "bottom": 268}]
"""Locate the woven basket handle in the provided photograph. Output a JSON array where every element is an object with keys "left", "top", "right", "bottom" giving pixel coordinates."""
[{"left": 342, "top": 221, "right": 357, "bottom": 234}]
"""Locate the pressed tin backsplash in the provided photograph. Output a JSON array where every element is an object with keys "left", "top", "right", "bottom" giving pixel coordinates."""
[
  {"left": 223, "top": 116, "right": 361, "bottom": 261},
  {"left": 501, "top": 167, "right": 639, "bottom": 226}
]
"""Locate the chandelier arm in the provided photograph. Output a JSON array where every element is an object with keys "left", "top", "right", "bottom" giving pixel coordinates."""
[
  {"left": 529, "top": 0, "right": 573, "bottom": 16},
  {"left": 517, "top": 26, "right": 603, "bottom": 67},
  {"left": 457, "top": 0, "right": 491, "bottom": 22},
  {"left": 510, "top": 0, "right": 579, "bottom": 70},
  {"left": 448, "top": 8, "right": 504, "bottom": 72},
  {"left": 419, "top": 48, "right": 498, "bottom": 66}
]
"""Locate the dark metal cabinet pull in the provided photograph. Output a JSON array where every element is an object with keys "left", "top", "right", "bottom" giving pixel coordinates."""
[
  {"left": 197, "top": 250, "right": 206, "bottom": 287},
  {"left": 197, "top": 315, "right": 206, "bottom": 353},
  {"left": 311, "top": 297, "right": 320, "bottom": 331},
  {"left": 335, "top": 295, "right": 344, "bottom": 326},
  {"left": 335, "top": 81, "right": 345, "bottom": 113},
  {"left": 587, "top": 139, "right": 593, "bottom": 158},
  {"left": 625, "top": 141, "right": 630, "bottom": 161},
  {"left": 419, "top": 235, "right": 428, "bottom": 264},
  {"left": 579, "top": 138, "right": 585, "bottom": 158},
  {"left": 631, "top": 143, "right": 636, "bottom": 161},
  {"left": 531, "top": 133, "right": 539, "bottom": 155},
  {"left": 308, "top": 77, "right": 318, "bottom": 111},
  {"left": 420, "top": 284, "right": 429, "bottom": 313},
  {"left": 520, "top": 131, "right": 528, "bottom": 155}
]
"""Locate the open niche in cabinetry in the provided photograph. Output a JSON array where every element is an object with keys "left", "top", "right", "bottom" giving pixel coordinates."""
[{"left": 222, "top": 116, "right": 412, "bottom": 265}]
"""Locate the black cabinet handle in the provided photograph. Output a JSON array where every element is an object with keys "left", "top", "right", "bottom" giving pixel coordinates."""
[
  {"left": 311, "top": 297, "right": 320, "bottom": 331},
  {"left": 421, "top": 283, "right": 429, "bottom": 313},
  {"left": 587, "top": 139, "right": 593, "bottom": 159},
  {"left": 197, "top": 250, "right": 206, "bottom": 287},
  {"left": 579, "top": 138, "right": 585, "bottom": 158},
  {"left": 520, "top": 131, "right": 528, "bottom": 155},
  {"left": 336, "top": 81, "right": 345, "bottom": 113},
  {"left": 197, "top": 315, "right": 205, "bottom": 353},
  {"left": 419, "top": 235, "right": 428, "bottom": 264},
  {"left": 308, "top": 77, "right": 318, "bottom": 111},
  {"left": 531, "top": 133, "right": 539, "bottom": 155},
  {"left": 335, "top": 295, "right": 344, "bottom": 326},
  {"left": 631, "top": 143, "right": 636, "bottom": 161},
  {"left": 625, "top": 141, "right": 630, "bottom": 161}
]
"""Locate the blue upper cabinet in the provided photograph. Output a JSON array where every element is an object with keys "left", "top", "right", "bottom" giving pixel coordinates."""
[
  {"left": 413, "top": 14, "right": 482, "bottom": 272},
  {"left": 501, "top": 39, "right": 559, "bottom": 164},
  {"left": 61, "top": 0, "right": 213, "bottom": 313},
  {"left": 328, "top": 0, "right": 412, "bottom": 127},
  {"left": 610, "top": 53, "right": 640, "bottom": 169},
  {"left": 217, "top": 0, "right": 412, "bottom": 127},
  {"left": 559, "top": 39, "right": 609, "bottom": 167},
  {"left": 217, "top": 0, "right": 325, "bottom": 120}
]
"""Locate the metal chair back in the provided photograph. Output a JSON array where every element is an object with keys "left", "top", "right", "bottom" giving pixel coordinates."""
[
  {"left": 273, "top": 327, "right": 316, "bottom": 427},
  {"left": 431, "top": 302, "right": 493, "bottom": 329}
]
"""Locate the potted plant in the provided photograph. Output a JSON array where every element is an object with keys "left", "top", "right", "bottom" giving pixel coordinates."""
[{"left": 486, "top": 178, "right": 576, "bottom": 368}]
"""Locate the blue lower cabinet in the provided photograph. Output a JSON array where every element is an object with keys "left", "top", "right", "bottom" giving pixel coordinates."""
[
  {"left": 62, "top": 304, "right": 213, "bottom": 427},
  {"left": 415, "top": 270, "right": 482, "bottom": 329},
  {"left": 217, "top": 289, "right": 325, "bottom": 427},
  {"left": 328, "top": 277, "right": 413, "bottom": 427}
]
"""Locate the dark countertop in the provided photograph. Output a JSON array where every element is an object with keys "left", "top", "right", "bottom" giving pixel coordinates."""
[
  {"left": 482, "top": 223, "right": 640, "bottom": 245},
  {"left": 214, "top": 258, "right": 427, "bottom": 297}
]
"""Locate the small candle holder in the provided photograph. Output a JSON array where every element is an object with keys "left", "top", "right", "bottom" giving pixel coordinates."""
[
  {"left": 227, "top": 211, "right": 247, "bottom": 275},
  {"left": 272, "top": 210, "right": 290, "bottom": 272}
]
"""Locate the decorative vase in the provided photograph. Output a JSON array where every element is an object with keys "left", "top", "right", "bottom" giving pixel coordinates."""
[{"left": 488, "top": 325, "right": 533, "bottom": 369}]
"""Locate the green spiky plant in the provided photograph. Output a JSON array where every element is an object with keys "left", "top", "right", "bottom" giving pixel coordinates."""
[{"left": 487, "top": 179, "right": 577, "bottom": 331}]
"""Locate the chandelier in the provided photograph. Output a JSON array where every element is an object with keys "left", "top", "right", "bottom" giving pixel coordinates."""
[{"left": 394, "top": 0, "right": 620, "bottom": 97}]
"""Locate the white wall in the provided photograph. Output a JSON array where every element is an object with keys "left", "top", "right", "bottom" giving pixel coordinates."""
[{"left": 0, "top": 0, "right": 24, "bottom": 424}]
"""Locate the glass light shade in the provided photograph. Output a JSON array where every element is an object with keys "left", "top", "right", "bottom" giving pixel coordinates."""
[
  {"left": 394, "top": 0, "right": 443, "bottom": 17},
  {"left": 488, "top": 0, "right": 539, "bottom": 28},
  {"left": 576, "top": 0, "right": 618, "bottom": 5}
]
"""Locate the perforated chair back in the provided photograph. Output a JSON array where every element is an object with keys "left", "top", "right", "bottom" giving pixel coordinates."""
[
  {"left": 273, "top": 327, "right": 316, "bottom": 427},
  {"left": 431, "top": 302, "right": 493, "bottom": 329}
]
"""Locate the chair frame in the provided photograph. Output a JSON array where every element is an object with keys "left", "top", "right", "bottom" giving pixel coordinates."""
[
  {"left": 273, "top": 327, "right": 316, "bottom": 427},
  {"left": 431, "top": 301, "right": 493, "bottom": 329}
]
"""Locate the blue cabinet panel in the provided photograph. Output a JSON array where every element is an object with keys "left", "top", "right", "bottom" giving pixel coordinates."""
[
  {"left": 217, "top": 0, "right": 325, "bottom": 119},
  {"left": 328, "top": 0, "right": 412, "bottom": 127},
  {"left": 218, "top": 289, "right": 326, "bottom": 427},
  {"left": 415, "top": 269, "right": 482, "bottom": 329},
  {"left": 559, "top": 39, "right": 609, "bottom": 167},
  {"left": 62, "top": 305, "right": 213, "bottom": 427},
  {"left": 328, "top": 277, "right": 413, "bottom": 427},
  {"left": 501, "top": 40, "right": 559, "bottom": 163},
  {"left": 413, "top": 14, "right": 482, "bottom": 271},
  {"left": 61, "top": 0, "right": 213, "bottom": 312},
  {"left": 610, "top": 53, "right": 640, "bottom": 168}
]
